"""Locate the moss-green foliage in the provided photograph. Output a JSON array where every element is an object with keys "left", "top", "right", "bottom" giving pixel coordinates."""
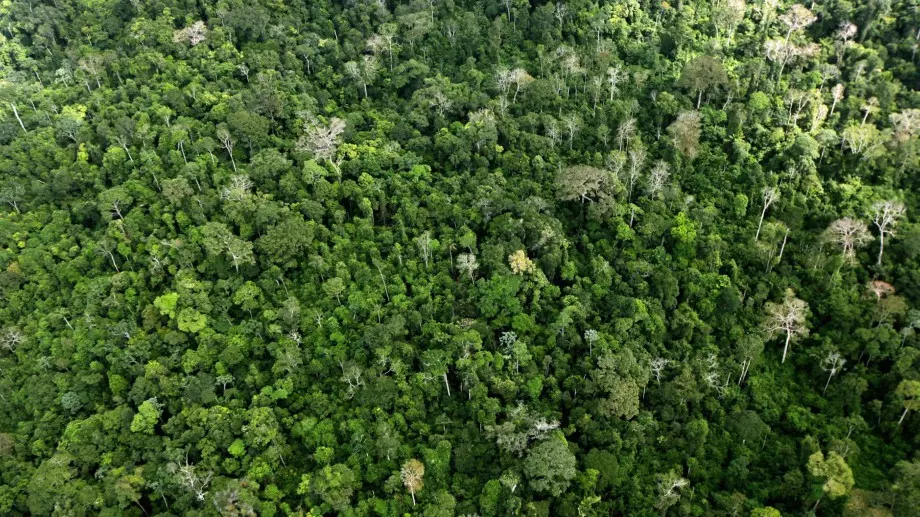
[{"left": 1, "top": 0, "right": 919, "bottom": 515}]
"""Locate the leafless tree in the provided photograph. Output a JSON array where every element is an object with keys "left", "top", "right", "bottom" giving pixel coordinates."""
[
  {"left": 562, "top": 113, "right": 580, "bottom": 149},
  {"left": 810, "top": 104, "right": 829, "bottom": 132},
  {"left": 606, "top": 65, "right": 624, "bottom": 101},
  {"left": 890, "top": 109, "right": 920, "bottom": 143},
  {"left": 297, "top": 116, "right": 346, "bottom": 175},
  {"left": 755, "top": 187, "right": 780, "bottom": 241},
  {"left": 555, "top": 165, "right": 609, "bottom": 204},
  {"left": 656, "top": 471, "right": 690, "bottom": 512},
  {"left": 649, "top": 357, "right": 670, "bottom": 385},
  {"left": 617, "top": 117, "right": 636, "bottom": 151},
  {"left": 220, "top": 175, "right": 252, "bottom": 201},
  {"left": 0, "top": 183, "right": 25, "bottom": 214},
  {"left": 712, "top": 0, "right": 746, "bottom": 44},
  {"left": 764, "top": 39, "right": 819, "bottom": 84},
  {"left": 871, "top": 200, "right": 906, "bottom": 265},
  {"left": 0, "top": 327, "right": 24, "bottom": 352},
  {"left": 457, "top": 253, "right": 478, "bottom": 280},
  {"left": 344, "top": 55, "right": 379, "bottom": 98},
  {"left": 367, "top": 25, "right": 399, "bottom": 71},
  {"left": 829, "top": 83, "right": 845, "bottom": 117},
  {"left": 401, "top": 459, "right": 425, "bottom": 506},
  {"left": 647, "top": 160, "right": 670, "bottom": 197},
  {"left": 173, "top": 456, "right": 212, "bottom": 502},
  {"left": 835, "top": 21, "right": 857, "bottom": 63},
  {"left": 668, "top": 110, "right": 701, "bottom": 159},
  {"left": 341, "top": 363, "right": 365, "bottom": 398},
  {"left": 96, "top": 240, "right": 120, "bottom": 272},
  {"left": 215, "top": 127, "right": 237, "bottom": 172},
  {"left": 779, "top": 4, "right": 817, "bottom": 43},
  {"left": 416, "top": 231, "right": 434, "bottom": 269},
  {"left": 841, "top": 124, "right": 881, "bottom": 156},
  {"left": 553, "top": 3, "right": 569, "bottom": 32},
  {"left": 764, "top": 290, "right": 809, "bottom": 363},
  {"left": 546, "top": 119, "right": 561, "bottom": 149},
  {"left": 824, "top": 217, "right": 872, "bottom": 263},
  {"left": 504, "top": 68, "right": 534, "bottom": 103},
  {"left": 584, "top": 329, "right": 599, "bottom": 356},
  {"left": 860, "top": 96, "right": 879, "bottom": 126},
  {"left": 626, "top": 147, "right": 646, "bottom": 202},
  {"left": 821, "top": 351, "right": 845, "bottom": 394},
  {"left": 173, "top": 21, "right": 208, "bottom": 46}
]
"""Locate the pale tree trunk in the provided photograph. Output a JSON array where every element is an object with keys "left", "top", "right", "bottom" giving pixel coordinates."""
[
  {"left": 10, "top": 103, "right": 26, "bottom": 132},
  {"left": 877, "top": 233, "right": 885, "bottom": 265},
  {"left": 782, "top": 332, "right": 791, "bottom": 363},
  {"left": 755, "top": 205, "right": 768, "bottom": 240},
  {"left": 778, "top": 229, "right": 789, "bottom": 261},
  {"left": 899, "top": 405, "right": 910, "bottom": 425},
  {"left": 443, "top": 372, "right": 451, "bottom": 396},
  {"left": 411, "top": 490, "right": 416, "bottom": 506}
]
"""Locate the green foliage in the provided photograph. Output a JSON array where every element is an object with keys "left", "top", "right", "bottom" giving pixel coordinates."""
[
  {"left": 524, "top": 434, "right": 577, "bottom": 497},
  {"left": 1, "top": 0, "right": 919, "bottom": 515}
]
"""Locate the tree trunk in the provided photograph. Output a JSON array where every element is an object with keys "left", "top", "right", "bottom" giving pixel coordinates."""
[
  {"left": 778, "top": 228, "right": 789, "bottom": 261},
  {"left": 755, "top": 205, "right": 768, "bottom": 241},
  {"left": 899, "top": 406, "right": 910, "bottom": 425},
  {"left": 782, "top": 332, "right": 791, "bottom": 363},
  {"left": 877, "top": 232, "right": 885, "bottom": 265},
  {"left": 10, "top": 103, "right": 25, "bottom": 132}
]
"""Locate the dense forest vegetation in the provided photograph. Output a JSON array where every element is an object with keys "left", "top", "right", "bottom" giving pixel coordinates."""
[{"left": 2, "top": 0, "right": 920, "bottom": 515}]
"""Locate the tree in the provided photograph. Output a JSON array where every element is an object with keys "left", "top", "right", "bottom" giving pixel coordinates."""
[
  {"left": 668, "top": 111, "right": 701, "bottom": 159},
  {"left": 593, "top": 347, "right": 649, "bottom": 419},
  {"left": 649, "top": 358, "right": 671, "bottom": 386},
  {"left": 678, "top": 56, "right": 728, "bottom": 109},
  {"left": 563, "top": 113, "right": 581, "bottom": 149},
  {"left": 821, "top": 351, "right": 845, "bottom": 394},
  {"left": 871, "top": 200, "right": 905, "bottom": 265},
  {"left": 401, "top": 459, "right": 425, "bottom": 505},
  {"left": 173, "top": 21, "right": 208, "bottom": 46},
  {"left": 457, "top": 253, "right": 479, "bottom": 280},
  {"left": 555, "top": 165, "right": 610, "bottom": 204},
  {"left": 130, "top": 398, "right": 163, "bottom": 434},
  {"left": 312, "top": 464, "right": 356, "bottom": 511},
  {"left": 296, "top": 117, "right": 346, "bottom": 175},
  {"left": 344, "top": 55, "right": 379, "bottom": 98},
  {"left": 606, "top": 65, "right": 624, "bottom": 101},
  {"left": 367, "top": 25, "right": 399, "bottom": 71},
  {"left": 655, "top": 470, "right": 689, "bottom": 513},
  {"left": 824, "top": 218, "right": 872, "bottom": 264},
  {"left": 0, "top": 183, "right": 25, "bottom": 214},
  {"left": 807, "top": 450, "right": 854, "bottom": 511},
  {"left": 712, "top": 0, "right": 746, "bottom": 44},
  {"left": 216, "top": 126, "right": 237, "bottom": 172},
  {"left": 895, "top": 380, "right": 920, "bottom": 426},
  {"left": 0, "top": 327, "right": 24, "bottom": 352},
  {"left": 647, "top": 160, "right": 670, "bottom": 197},
  {"left": 755, "top": 187, "right": 780, "bottom": 241},
  {"left": 523, "top": 434, "right": 577, "bottom": 497},
  {"left": 509, "top": 250, "right": 535, "bottom": 275},
  {"left": 764, "top": 290, "right": 810, "bottom": 363},
  {"left": 841, "top": 124, "right": 882, "bottom": 156},
  {"left": 779, "top": 4, "right": 817, "bottom": 43},
  {"left": 173, "top": 457, "right": 212, "bottom": 502}
]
